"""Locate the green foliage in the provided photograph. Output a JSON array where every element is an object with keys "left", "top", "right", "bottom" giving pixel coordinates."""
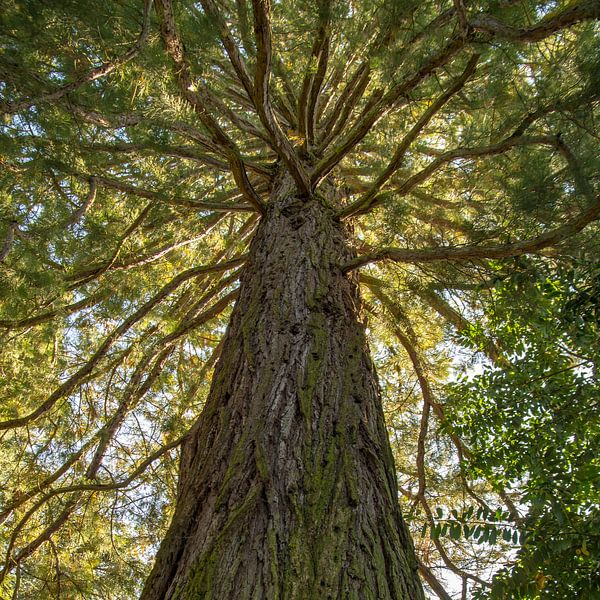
[{"left": 447, "top": 257, "right": 600, "bottom": 598}]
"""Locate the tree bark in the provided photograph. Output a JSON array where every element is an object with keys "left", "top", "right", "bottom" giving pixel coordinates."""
[{"left": 140, "top": 171, "right": 425, "bottom": 600}]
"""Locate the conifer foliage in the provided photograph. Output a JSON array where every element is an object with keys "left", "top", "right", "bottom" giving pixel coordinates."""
[{"left": 1, "top": 0, "right": 599, "bottom": 598}]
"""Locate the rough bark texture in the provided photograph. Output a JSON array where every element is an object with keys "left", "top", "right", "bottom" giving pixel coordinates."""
[{"left": 141, "top": 172, "right": 425, "bottom": 600}]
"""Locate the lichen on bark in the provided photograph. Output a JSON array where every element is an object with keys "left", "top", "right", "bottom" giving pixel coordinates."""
[{"left": 140, "top": 172, "right": 425, "bottom": 600}]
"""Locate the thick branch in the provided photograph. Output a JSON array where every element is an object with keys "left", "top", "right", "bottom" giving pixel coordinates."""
[
  {"left": 197, "top": 0, "right": 255, "bottom": 99},
  {"left": 418, "top": 561, "right": 453, "bottom": 600},
  {"left": 343, "top": 187, "right": 600, "bottom": 270},
  {"left": 0, "top": 499, "right": 79, "bottom": 584},
  {"left": 348, "top": 134, "right": 562, "bottom": 216},
  {"left": 81, "top": 173, "right": 256, "bottom": 213},
  {"left": 319, "top": 63, "right": 371, "bottom": 151},
  {"left": 154, "top": 0, "right": 266, "bottom": 213},
  {"left": 339, "top": 54, "right": 479, "bottom": 218},
  {"left": 0, "top": 290, "right": 108, "bottom": 330},
  {"left": 453, "top": 0, "right": 469, "bottom": 35},
  {"left": 251, "top": 0, "right": 311, "bottom": 194},
  {"left": 313, "top": 35, "right": 468, "bottom": 183},
  {"left": 305, "top": 34, "right": 330, "bottom": 148},
  {"left": 299, "top": 3, "right": 332, "bottom": 148},
  {"left": 471, "top": 0, "right": 600, "bottom": 43},
  {"left": 412, "top": 286, "right": 505, "bottom": 365}
]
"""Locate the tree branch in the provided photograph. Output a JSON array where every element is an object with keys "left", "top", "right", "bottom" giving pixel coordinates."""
[
  {"left": 313, "top": 35, "right": 468, "bottom": 184},
  {"left": 0, "top": 498, "right": 79, "bottom": 584},
  {"left": 418, "top": 560, "right": 453, "bottom": 600},
  {"left": 0, "top": 256, "right": 246, "bottom": 430},
  {"left": 197, "top": 0, "right": 255, "bottom": 99},
  {"left": 66, "top": 229, "right": 221, "bottom": 284},
  {"left": 79, "top": 173, "right": 256, "bottom": 213},
  {"left": 471, "top": 0, "right": 600, "bottom": 43},
  {"left": 251, "top": 0, "right": 311, "bottom": 194},
  {"left": 411, "top": 285, "right": 505, "bottom": 366},
  {"left": 63, "top": 178, "right": 97, "bottom": 226},
  {"left": 0, "top": 440, "right": 94, "bottom": 524},
  {"left": 0, "top": 290, "right": 108, "bottom": 331},
  {"left": 82, "top": 141, "right": 271, "bottom": 177},
  {"left": 298, "top": 2, "right": 332, "bottom": 148},
  {"left": 338, "top": 54, "right": 479, "bottom": 218},
  {"left": 346, "top": 134, "right": 562, "bottom": 216},
  {"left": 154, "top": 0, "right": 267, "bottom": 214},
  {"left": 0, "top": 221, "right": 18, "bottom": 262},
  {"left": 343, "top": 186, "right": 600, "bottom": 271},
  {"left": 0, "top": 0, "right": 152, "bottom": 115},
  {"left": 0, "top": 436, "right": 184, "bottom": 582},
  {"left": 318, "top": 63, "right": 371, "bottom": 151},
  {"left": 86, "top": 280, "right": 239, "bottom": 478}
]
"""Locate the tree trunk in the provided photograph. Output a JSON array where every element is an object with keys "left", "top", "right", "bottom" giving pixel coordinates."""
[{"left": 140, "top": 172, "right": 425, "bottom": 600}]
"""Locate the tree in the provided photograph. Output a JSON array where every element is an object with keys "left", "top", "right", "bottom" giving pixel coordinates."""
[{"left": 0, "top": 0, "right": 598, "bottom": 598}]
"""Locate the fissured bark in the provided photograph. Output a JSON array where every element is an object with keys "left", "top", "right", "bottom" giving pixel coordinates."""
[{"left": 141, "top": 173, "right": 425, "bottom": 600}]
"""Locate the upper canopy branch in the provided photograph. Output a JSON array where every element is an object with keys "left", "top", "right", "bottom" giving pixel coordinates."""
[
  {"left": 0, "top": 0, "right": 152, "bottom": 115},
  {"left": 347, "top": 134, "right": 570, "bottom": 216},
  {"left": 318, "top": 62, "right": 371, "bottom": 152},
  {"left": 197, "top": 0, "right": 255, "bottom": 100},
  {"left": 312, "top": 1, "right": 598, "bottom": 184},
  {"left": 251, "top": 0, "right": 312, "bottom": 195},
  {"left": 199, "top": 0, "right": 311, "bottom": 193},
  {"left": 338, "top": 53, "right": 480, "bottom": 219},
  {"left": 470, "top": 0, "right": 600, "bottom": 43},
  {"left": 154, "top": 0, "right": 266, "bottom": 214},
  {"left": 298, "top": 1, "right": 332, "bottom": 149},
  {"left": 312, "top": 35, "right": 468, "bottom": 185},
  {"left": 317, "top": 5, "right": 443, "bottom": 148}
]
